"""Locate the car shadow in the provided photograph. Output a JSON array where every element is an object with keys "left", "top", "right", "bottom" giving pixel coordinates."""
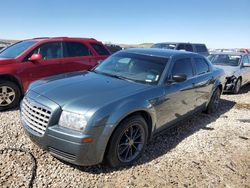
[
  {"left": 64, "top": 98, "right": 236, "bottom": 174},
  {"left": 238, "top": 83, "right": 250, "bottom": 94}
]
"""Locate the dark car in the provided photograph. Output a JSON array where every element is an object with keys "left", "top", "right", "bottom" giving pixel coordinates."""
[
  {"left": 151, "top": 42, "right": 209, "bottom": 56},
  {"left": 0, "top": 37, "right": 110, "bottom": 110},
  {"left": 21, "top": 49, "right": 225, "bottom": 167},
  {"left": 105, "top": 44, "right": 123, "bottom": 54},
  {"left": 208, "top": 52, "right": 250, "bottom": 93}
]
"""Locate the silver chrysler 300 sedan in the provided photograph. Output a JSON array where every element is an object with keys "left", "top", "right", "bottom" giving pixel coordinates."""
[
  {"left": 208, "top": 52, "right": 250, "bottom": 94},
  {"left": 21, "top": 48, "right": 225, "bottom": 167}
]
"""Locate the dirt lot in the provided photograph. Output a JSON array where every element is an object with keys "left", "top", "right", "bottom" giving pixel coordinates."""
[{"left": 0, "top": 85, "right": 249, "bottom": 188}]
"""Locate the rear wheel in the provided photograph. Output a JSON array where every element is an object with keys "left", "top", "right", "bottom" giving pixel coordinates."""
[
  {"left": 105, "top": 115, "right": 148, "bottom": 167},
  {"left": 232, "top": 78, "right": 241, "bottom": 94},
  {"left": 206, "top": 87, "right": 221, "bottom": 114},
  {"left": 0, "top": 81, "right": 21, "bottom": 111}
]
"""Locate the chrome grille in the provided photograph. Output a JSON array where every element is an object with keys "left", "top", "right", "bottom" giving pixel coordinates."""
[{"left": 21, "top": 97, "right": 51, "bottom": 136}]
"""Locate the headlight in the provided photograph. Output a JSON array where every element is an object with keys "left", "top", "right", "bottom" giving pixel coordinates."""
[{"left": 59, "top": 111, "right": 87, "bottom": 131}]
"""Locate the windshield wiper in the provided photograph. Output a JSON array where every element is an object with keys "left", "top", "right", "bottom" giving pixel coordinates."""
[{"left": 93, "top": 71, "right": 126, "bottom": 80}]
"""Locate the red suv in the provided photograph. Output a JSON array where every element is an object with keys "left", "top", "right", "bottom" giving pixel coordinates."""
[{"left": 0, "top": 37, "right": 110, "bottom": 110}]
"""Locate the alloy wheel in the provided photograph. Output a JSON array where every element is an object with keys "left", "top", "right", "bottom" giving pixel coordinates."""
[
  {"left": 117, "top": 124, "right": 145, "bottom": 163},
  {"left": 0, "top": 86, "right": 16, "bottom": 107}
]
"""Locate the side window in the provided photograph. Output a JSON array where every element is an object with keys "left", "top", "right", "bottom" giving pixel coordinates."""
[
  {"left": 90, "top": 43, "right": 110, "bottom": 55},
  {"left": 34, "top": 42, "right": 63, "bottom": 60},
  {"left": 248, "top": 55, "right": 250, "bottom": 63},
  {"left": 65, "top": 42, "right": 92, "bottom": 57},
  {"left": 195, "top": 45, "right": 207, "bottom": 53},
  {"left": 194, "top": 58, "right": 210, "bottom": 75},
  {"left": 171, "top": 58, "right": 193, "bottom": 78},
  {"left": 176, "top": 44, "right": 185, "bottom": 50},
  {"left": 185, "top": 44, "right": 193, "bottom": 52}
]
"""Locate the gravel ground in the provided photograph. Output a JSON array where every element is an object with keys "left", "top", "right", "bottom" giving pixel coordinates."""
[{"left": 0, "top": 84, "right": 249, "bottom": 188}]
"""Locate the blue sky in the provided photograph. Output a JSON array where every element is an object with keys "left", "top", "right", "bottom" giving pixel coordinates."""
[{"left": 0, "top": 0, "right": 249, "bottom": 48}]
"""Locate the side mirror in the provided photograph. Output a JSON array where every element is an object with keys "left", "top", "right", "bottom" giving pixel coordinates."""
[
  {"left": 172, "top": 74, "right": 187, "bottom": 82},
  {"left": 28, "top": 54, "right": 42, "bottom": 62}
]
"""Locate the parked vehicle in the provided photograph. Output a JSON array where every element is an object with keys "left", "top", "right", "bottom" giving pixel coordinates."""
[
  {"left": 238, "top": 48, "right": 250, "bottom": 54},
  {"left": 105, "top": 44, "right": 123, "bottom": 54},
  {"left": 21, "top": 48, "right": 225, "bottom": 167},
  {"left": 151, "top": 42, "right": 209, "bottom": 56},
  {"left": 208, "top": 52, "right": 250, "bottom": 94},
  {"left": 0, "top": 37, "right": 110, "bottom": 110}
]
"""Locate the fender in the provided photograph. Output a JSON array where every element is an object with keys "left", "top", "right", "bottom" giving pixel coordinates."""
[
  {"left": 92, "top": 97, "right": 157, "bottom": 163},
  {"left": 0, "top": 73, "right": 24, "bottom": 94},
  {"left": 206, "top": 78, "right": 223, "bottom": 107}
]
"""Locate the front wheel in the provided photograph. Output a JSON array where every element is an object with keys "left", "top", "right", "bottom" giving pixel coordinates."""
[
  {"left": 0, "top": 81, "right": 21, "bottom": 111},
  {"left": 206, "top": 87, "right": 221, "bottom": 114},
  {"left": 105, "top": 115, "right": 148, "bottom": 167},
  {"left": 232, "top": 78, "right": 241, "bottom": 94}
]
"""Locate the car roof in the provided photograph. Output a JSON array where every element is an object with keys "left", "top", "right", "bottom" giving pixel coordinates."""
[
  {"left": 210, "top": 52, "right": 245, "bottom": 56},
  {"left": 124, "top": 48, "right": 199, "bottom": 58},
  {"left": 26, "top": 37, "right": 99, "bottom": 43},
  {"left": 154, "top": 42, "right": 206, "bottom": 45}
]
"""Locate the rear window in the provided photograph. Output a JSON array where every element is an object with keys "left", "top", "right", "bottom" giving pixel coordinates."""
[
  {"left": 151, "top": 43, "right": 176, "bottom": 49},
  {"left": 90, "top": 43, "right": 110, "bottom": 55},
  {"left": 195, "top": 45, "right": 207, "bottom": 53},
  {"left": 65, "top": 42, "right": 92, "bottom": 57}
]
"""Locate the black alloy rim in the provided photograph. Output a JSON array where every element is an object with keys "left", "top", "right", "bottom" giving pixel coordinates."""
[{"left": 117, "top": 124, "right": 145, "bottom": 163}]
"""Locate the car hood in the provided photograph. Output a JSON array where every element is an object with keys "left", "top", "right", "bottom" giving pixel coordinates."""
[
  {"left": 213, "top": 65, "right": 239, "bottom": 77},
  {"left": 30, "top": 71, "right": 149, "bottom": 114},
  {"left": 0, "top": 58, "right": 16, "bottom": 65}
]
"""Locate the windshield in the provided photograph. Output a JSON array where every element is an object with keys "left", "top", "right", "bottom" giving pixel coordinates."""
[
  {"left": 0, "top": 40, "right": 37, "bottom": 58},
  {"left": 151, "top": 43, "right": 176, "bottom": 49},
  {"left": 94, "top": 52, "right": 167, "bottom": 85},
  {"left": 208, "top": 54, "right": 242, "bottom": 66}
]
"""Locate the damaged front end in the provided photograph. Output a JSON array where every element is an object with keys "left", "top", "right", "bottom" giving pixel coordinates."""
[{"left": 224, "top": 76, "right": 237, "bottom": 91}]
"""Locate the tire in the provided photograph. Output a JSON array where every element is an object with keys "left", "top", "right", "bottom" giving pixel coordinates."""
[
  {"left": 105, "top": 115, "right": 148, "bottom": 168},
  {"left": 206, "top": 87, "right": 221, "bottom": 114},
  {"left": 232, "top": 78, "right": 241, "bottom": 94},
  {"left": 0, "top": 80, "right": 21, "bottom": 111}
]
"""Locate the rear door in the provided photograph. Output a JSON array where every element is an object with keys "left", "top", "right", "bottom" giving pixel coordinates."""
[
  {"left": 62, "top": 41, "right": 94, "bottom": 73},
  {"left": 192, "top": 57, "right": 214, "bottom": 107}
]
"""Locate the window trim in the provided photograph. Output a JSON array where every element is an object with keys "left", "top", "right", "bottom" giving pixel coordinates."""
[{"left": 22, "top": 41, "right": 63, "bottom": 62}]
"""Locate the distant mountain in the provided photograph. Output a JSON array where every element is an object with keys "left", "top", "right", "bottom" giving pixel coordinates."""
[
  {"left": 118, "top": 43, "right": 153, "bottom": 49},
  {"left": 0, "top": 39, "right": 19, "bottom": 44}
]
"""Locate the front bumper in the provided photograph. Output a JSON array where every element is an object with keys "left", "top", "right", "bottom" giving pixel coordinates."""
[
  {"left": 20, "top": 91, "right": 106, "bottom": 166},
  {"left": 223, "top": 76, "right": 237, "bottom": 92},
  {"left": 22, "top": 122, "right": 104, "bottom": 166}
]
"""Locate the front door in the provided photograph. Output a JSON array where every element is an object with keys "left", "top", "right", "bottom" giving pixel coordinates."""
[
  {"left": 155, "top": 57, "right": 197, "bottom": 130},
  {"left": 20, "top": 41, "right": 64, "bottom": 90}
]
